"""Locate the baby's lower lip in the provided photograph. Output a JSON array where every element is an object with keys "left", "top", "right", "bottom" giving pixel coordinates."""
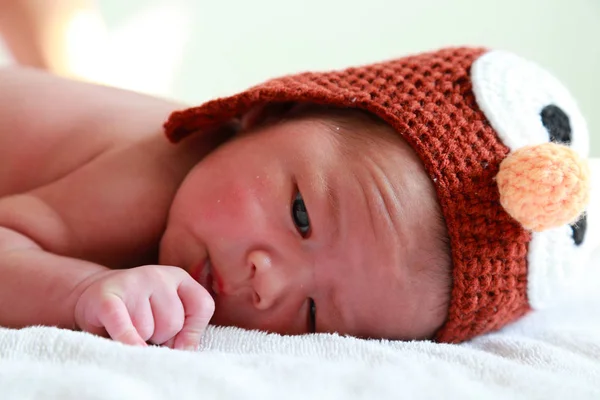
[{"left": 195, "top": 259, "right": 218, "bottom": 298}]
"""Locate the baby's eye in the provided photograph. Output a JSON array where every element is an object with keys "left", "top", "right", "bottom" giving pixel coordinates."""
[
  {"left": 308, "top": 298, "right": 317, "bottom": 333},
  {"left": 292, "top": 191, "right": 311, "bottom": 237}
]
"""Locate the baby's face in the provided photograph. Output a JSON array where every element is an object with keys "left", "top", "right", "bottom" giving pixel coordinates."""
[{"left": 160, "top": 114, "right": 448, "bottom": 340}]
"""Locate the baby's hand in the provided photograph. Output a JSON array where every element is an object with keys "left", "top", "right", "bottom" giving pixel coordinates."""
[{"left": 74, "top": 265, "right": 214, "bottom": 351}]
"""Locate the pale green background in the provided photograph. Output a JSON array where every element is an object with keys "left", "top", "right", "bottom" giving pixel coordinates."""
[
  {"left": 102, "top": 0, "right": 600, "bottom": 156},
  {"left": 1, "top": 0, "right": 599, "bottom": 155}
]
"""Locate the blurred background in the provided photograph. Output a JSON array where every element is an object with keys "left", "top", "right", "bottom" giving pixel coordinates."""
[{"left": 0, "top": 0, "right": 598, "bottom": 155}]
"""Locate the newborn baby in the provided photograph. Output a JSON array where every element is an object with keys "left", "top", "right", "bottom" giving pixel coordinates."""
[
  {"left": 0, "top": 47, "right": 590, "bottom": 351},
  {"left": 161, "top": 104, "right": 451, "bottom": 340}
]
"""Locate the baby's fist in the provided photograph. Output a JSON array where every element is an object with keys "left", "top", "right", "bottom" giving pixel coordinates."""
[{"left": 74, "top": 265, "right": 214, "bottom": 351}]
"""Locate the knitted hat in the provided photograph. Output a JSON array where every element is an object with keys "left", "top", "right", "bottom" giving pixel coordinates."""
[{"left": 164, "top": 47, "right": 590, "bottom": 343}]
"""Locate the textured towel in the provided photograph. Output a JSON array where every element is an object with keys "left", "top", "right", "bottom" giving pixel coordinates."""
[{"left": 1, "top": 303, "right": 600, "bottom": 400}]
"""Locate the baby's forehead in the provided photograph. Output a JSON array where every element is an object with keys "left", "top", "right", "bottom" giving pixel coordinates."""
[
  {"left": 249, "top": 103, "right": 403, "bottom": 150},
  {"left": 239, "top": 103, "right": 432, "bottom": 197}
]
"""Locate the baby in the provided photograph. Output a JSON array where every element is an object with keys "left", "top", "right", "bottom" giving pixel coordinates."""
[
  {"left": 0, "top": 47, "right": 590, "bottom": 351},
  {"left": 161, "top": 103, "right": 452, "bottom": 341}
]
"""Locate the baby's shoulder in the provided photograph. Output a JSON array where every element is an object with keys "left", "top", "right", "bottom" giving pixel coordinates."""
[
  {"left": 0, "top": 67, "right": 202, "bottom": 266},
  {"left": 0, "top": 66, "right": 183, "bottom": 196}
]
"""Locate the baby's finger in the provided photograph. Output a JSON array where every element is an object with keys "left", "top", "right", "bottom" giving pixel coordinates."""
[
  {"left": 130, "top": 298, "right": 155, "bottom": 342},
  {"left": 98, "top": 294, "right": 148, "bottom": 347},
  {"left": 173, "top": 280, "right": 215, "bottom": 351},
  {"left": 148, "top": 290, "right": 185, "bottom": 345}
]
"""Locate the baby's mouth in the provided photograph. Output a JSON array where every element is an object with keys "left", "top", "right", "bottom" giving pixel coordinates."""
[{"left": 196, "top": 258, "right": 220, "bottom": 298}]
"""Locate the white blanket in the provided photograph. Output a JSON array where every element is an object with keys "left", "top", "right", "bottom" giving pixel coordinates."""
[{"left": 1, "top": 160, "right": 599, "bottom": 400}]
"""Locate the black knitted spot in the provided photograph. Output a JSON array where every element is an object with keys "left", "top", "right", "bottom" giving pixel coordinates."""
[
  {"left": 541, "top": 105, "right": 571, "bottom": 145},
  {"left": 570, "top": 215, "right": 587, "bottom": 246},
  {"left": 540, "top": 105, "right": 584, "bottom": 245}
]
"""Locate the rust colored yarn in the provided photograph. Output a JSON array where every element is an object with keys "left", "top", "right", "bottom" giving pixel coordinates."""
[{"left": 164, "top": 47, "right": 532, "bottom": 343}]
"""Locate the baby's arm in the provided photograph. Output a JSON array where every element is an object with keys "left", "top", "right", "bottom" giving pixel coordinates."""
[
  {"left": 0, "top": 67, "right": 221, "bottom": 349},
  {"left": 0, "top": 223, "right": 213, "bottom": 349},
  {"left": 0, "top": 224, "right": 106, "bottom": 329}
]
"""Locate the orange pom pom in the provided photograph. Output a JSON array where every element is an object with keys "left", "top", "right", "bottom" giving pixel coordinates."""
[{"left": 496, "top": 143, "right": 590, "bottom": 232}]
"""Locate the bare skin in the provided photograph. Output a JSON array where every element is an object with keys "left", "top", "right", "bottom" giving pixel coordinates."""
[
  {"left": 0, "top": 67, "right": 448, "bottom": 349},
  {"left": 161, "top": 115, "right": 449, "bottom": 339},
  {"left": 0, "top": 67, "right": 223, "bottom": 350}
]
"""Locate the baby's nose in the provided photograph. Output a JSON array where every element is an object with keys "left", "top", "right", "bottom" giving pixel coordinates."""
[
  {"left": 496, "top": 142, "right": 590, "bottom": 232},
  {"left": 247, "top": 250, "right": 303, "bottom": 310}
]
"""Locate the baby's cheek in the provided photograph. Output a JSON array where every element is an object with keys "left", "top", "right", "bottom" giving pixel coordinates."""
[
  {"left": 178, "top": 169, "right": 244, "bottom": 223},
  {"left": 193, "top": 185, "right": 261, "bottom": 238}
]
